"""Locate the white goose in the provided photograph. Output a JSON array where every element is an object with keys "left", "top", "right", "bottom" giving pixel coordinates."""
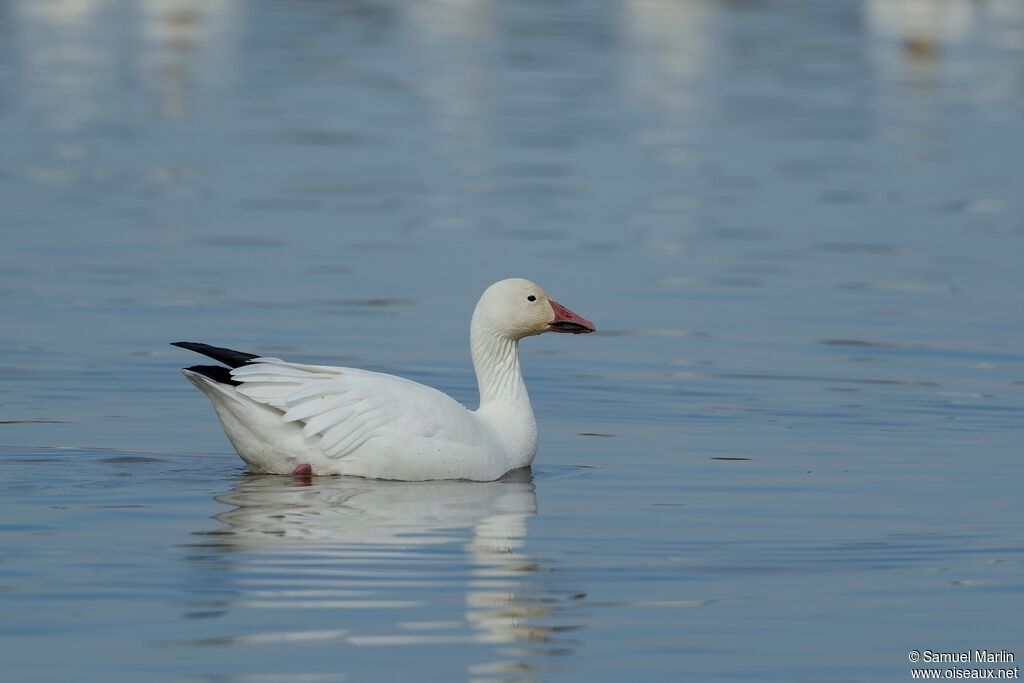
[{"left": 174, "top": 278, "right": 595, "bottom": 481}]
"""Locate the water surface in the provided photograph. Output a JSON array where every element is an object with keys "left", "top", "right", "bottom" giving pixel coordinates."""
[{"left": 2, "top": 1, "right": 1023, "bottom": 681}]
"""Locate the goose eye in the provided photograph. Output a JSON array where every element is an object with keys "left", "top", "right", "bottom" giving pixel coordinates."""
[{"left": 527, "top": 295, "right": 536, "bottom": 302}]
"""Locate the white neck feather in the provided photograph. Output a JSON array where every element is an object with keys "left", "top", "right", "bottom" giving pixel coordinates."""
[
  {"left": 468, "top": 297, "right": 540, "bottom": 469},
  {"left": 470, "top": 319, "right": 528, "bottom": 409}
]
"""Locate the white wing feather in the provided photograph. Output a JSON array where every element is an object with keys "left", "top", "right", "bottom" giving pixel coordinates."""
[{"left": 232, "top": 358, "right": 482, "bottom": 460}]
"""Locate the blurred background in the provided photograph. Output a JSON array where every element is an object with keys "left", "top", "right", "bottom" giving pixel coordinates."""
[{"left": 1, "top": 1, "right": 1023, "bottom": 682}]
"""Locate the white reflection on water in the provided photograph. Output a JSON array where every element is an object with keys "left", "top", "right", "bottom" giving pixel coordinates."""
[
  {"left": 190, "top": 469, "right": 581, "bottom": 676},
  {"left": 211, "top": 469, "right": 537, "bottom": 547},
  {"left": 13, "top": 0, "right": 239, "bottom": 130},
  {"left": 623, "top": 0, "right": 713, "bottom": 110}
]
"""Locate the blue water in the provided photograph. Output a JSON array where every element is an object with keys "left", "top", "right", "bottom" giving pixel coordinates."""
[{"left": 2, "top": 1, "right": 1023, "bottom": 681}]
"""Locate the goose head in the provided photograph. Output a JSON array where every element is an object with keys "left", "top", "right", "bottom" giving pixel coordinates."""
[{"left": 474, "top": 278, "right": 595, "bottom": 340}]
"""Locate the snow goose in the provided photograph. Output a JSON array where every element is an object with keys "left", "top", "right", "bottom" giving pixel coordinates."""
[{"left": 173, "top": 278, "right": 594, "bottom": 480}]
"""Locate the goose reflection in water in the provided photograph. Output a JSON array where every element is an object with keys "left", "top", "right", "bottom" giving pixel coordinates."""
[{"left": 189, "top": 469, "right": 584, "bottom": 676}]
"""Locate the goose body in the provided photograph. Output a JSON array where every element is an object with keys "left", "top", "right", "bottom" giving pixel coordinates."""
[{"left": 175, "top": 278, "right": 594, "bottom": 481}]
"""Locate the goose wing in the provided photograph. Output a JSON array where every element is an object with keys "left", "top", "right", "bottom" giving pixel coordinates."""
[{"left": 231, "top": 358, "right": 483, "bottom": 460}]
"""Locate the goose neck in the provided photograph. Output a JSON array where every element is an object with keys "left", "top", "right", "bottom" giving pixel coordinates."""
[{"left": 471, "top": 323, "right": 528, "bottom": 409}]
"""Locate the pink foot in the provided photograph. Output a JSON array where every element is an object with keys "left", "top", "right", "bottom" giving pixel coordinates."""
[{"left": 291, "top": 463, "right": 313, "bottom": 476}]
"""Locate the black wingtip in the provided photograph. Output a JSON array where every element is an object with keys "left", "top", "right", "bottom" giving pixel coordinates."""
[
  {"left": 184, "top": 364, "right": 242, "bottom": 386},
  {"left": 171, "top": 341, "right": 259, "bottom": 368}
]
